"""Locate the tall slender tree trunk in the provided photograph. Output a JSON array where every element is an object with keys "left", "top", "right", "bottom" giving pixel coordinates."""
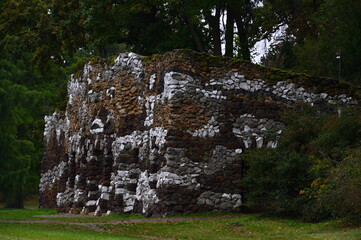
[
  {"left": 205, "top": 5, "right": 222, "bottom": 56},
  {"left": 213, "top": 6, "right": 222, "bottom": 56},
  {"left": 183, "top": 14, "right": 206, "bottom": 53},
  {"left": 233, "top": 10, "right": 251, "bottom": 60},
  {"left": 225, "top": 6, "right": 234, "bottom": 57},
  {"left": 230, "top": 0, "right": 252, "bottom": 61}
]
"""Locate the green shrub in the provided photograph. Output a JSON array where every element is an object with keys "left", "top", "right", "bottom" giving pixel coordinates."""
[
  {"left": 242, "top": 149, "right": 311, "bottom": 215},
  {"left": 310, "top": 110, "right": 361, "bottom": 164},
  {"left": 279, "top": 104, "right": 325, "bottom": 152},
  {"left": 298, "top": 148, "right": 361, "bottom": 223},
  {"left": 323, "top": 148, "right": 361, "bottom": 223},
  {"left": 242, "top": 106, "right": 361, "bottom": 222}
]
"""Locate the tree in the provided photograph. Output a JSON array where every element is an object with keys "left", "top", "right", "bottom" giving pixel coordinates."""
[
  {"left": 0, "top": 0, "right": 68, "bottom": 207},
  {"left": 0, "top": 48, "right": 62, "bottom": 207},
  {"left": 260, "top": 0, "right": 361, "bottom": 83},
  {"left": 0, "top": 78, "right": 35, "bottom": 208},
  {"left": 203, "top": 1, "right": 223, "bottom": 56},
  {"left": 231, "top": 0, "right": 254, "bottom": 60},
  {"left": 294, "top": 0, "right": 361, "bottom": 82}
]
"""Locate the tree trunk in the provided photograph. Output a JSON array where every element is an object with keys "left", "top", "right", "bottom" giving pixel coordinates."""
[
  {"left": 204, "top": 5, "right": 222, "bottom": 56},
  {"left": 225, "top": 6, "right": 234, "bottom": 57},
  {"left": 183, "top": 14, "right": 206, "bottom": 53},
  {"left": 233, "top": 10, "right": 251, "bottom": 61}
]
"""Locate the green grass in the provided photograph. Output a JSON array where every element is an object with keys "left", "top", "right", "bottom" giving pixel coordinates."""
[
  {"left": 0, "top": 208, "right": 58, "bottom": 220},
  {"left": 1, "top": 207, "right": 361, "bottom": 240},
  {"left": 0, "top": 223, "right": 138, "bottom": 240},
  {"left": 104, "top": 215, "right": 361, "bottom": 240}
]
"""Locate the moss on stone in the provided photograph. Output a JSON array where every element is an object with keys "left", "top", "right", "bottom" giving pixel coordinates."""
[
  {"left": 88, "top": 56, "right": 106, "bottom": 65},
  {"left": 107, "top": 55, "right": 118, "bottom": 66},
  {"left": 72, "top": 58, "right": 90, "bottom": 79},
  {"left": 229, "top": 58, "right": 243, "bottom": 66},
  {"left": 143, "top": 53, "right": 162, "bottom": 64},
  {"left": 265, "top": 68, "right": 294, "bottom": 82}
]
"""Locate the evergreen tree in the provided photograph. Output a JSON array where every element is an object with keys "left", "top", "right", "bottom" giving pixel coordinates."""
[{"left": 0, "top": 0, "right": 67, "bottom": 207}]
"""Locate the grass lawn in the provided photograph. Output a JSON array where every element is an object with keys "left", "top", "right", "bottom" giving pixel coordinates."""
[
  {"left": 0, "top": 198, "right": 360, "bottom": 240},
  {"left": 102, "top": 215, "right": 361, "bottom": 240},
  {"left": 0, "top": 222, "right": 143, "bottom": 240}
]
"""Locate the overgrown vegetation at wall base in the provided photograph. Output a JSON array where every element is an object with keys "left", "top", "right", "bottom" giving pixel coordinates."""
[{"left": 242, "top": 105, "right": 361, "bottom": 223}]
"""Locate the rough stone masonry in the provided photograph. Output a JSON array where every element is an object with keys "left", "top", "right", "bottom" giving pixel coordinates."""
[{"left": 39, "top": 50, "right": 359, "bottom": 216}]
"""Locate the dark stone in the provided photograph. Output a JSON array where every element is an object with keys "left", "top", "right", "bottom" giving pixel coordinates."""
[{"left": 126, "top": 183, "right": 137, "bottom": 192}]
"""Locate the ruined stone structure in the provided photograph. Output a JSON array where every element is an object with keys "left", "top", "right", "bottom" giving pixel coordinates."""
[{"left": 39, "top": 50, "right": 358, "bottom": 216}]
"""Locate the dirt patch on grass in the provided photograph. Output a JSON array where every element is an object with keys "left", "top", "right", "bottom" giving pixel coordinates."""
[{"left": 34, "top": 214, "right": 94, "bottom": 218}]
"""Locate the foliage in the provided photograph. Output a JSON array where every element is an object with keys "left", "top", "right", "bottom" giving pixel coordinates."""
[
  {"left": 295, "top": 0, "right": 361, "bottom": 83},
  {"left": 242, "top": 106, "right": 361, "bottom": 222},
  {"left": 301, "top": 148, "right": 361, "bottom": 223},
  {"left": 0, "top": 59, "right": 58, "bottom": 206},
  {"left": 327, "top": 148, "right": 361, "bottom": 222},
  {"left": 242, "top": 149, "right": 311, "bottom": 215},
  {"left": 0, "top": 0, "right": 73, "bottom": 207},
  {"left": 0, "top": 79, "right": 36, "bottom": 208},
  {"left": 0, "top": 56, "right": 71, "bottom": 207},
  {"left": 263, "top": 0, "right": 361, "bottom": 84}
]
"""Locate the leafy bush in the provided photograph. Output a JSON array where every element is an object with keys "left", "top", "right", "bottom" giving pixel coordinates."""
[
  {"left": 242, "top": 106, "right": 361, "bottom": 222},
  {"left": 298, "top": 148, "right": 361, "bottom": 223},
  {"left": 329, "top": 148, "right": 361, "bottom": 222},
  {"left": 242, "top": 149, "right": 311, "bottom": 215},
  {"left": 310, "top": 110, "right": 361, "bottom": 163},
  {"left": 279, "top": 104, "right": 323, "bottom": 151}
]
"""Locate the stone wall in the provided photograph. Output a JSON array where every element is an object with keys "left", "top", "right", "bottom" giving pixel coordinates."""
[{"left": 39, "top": 50, "right": 359, "bottom": 216}]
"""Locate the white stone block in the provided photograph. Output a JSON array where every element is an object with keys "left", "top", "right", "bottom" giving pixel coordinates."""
[
  {"left": 235, "top": 149, "right": 243, "bottom": 154},
  {"left": 101, "top": 193, "right": 110, "bottom": 200},
  {"left": 222, "top": 193, "right": 231, "bottom": 199},
  {"left": 86, "top": 200, "right": 97, "bottom": 206},
  {"left": 256, "top": 137, "right": 263, "bottom": 148}
]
